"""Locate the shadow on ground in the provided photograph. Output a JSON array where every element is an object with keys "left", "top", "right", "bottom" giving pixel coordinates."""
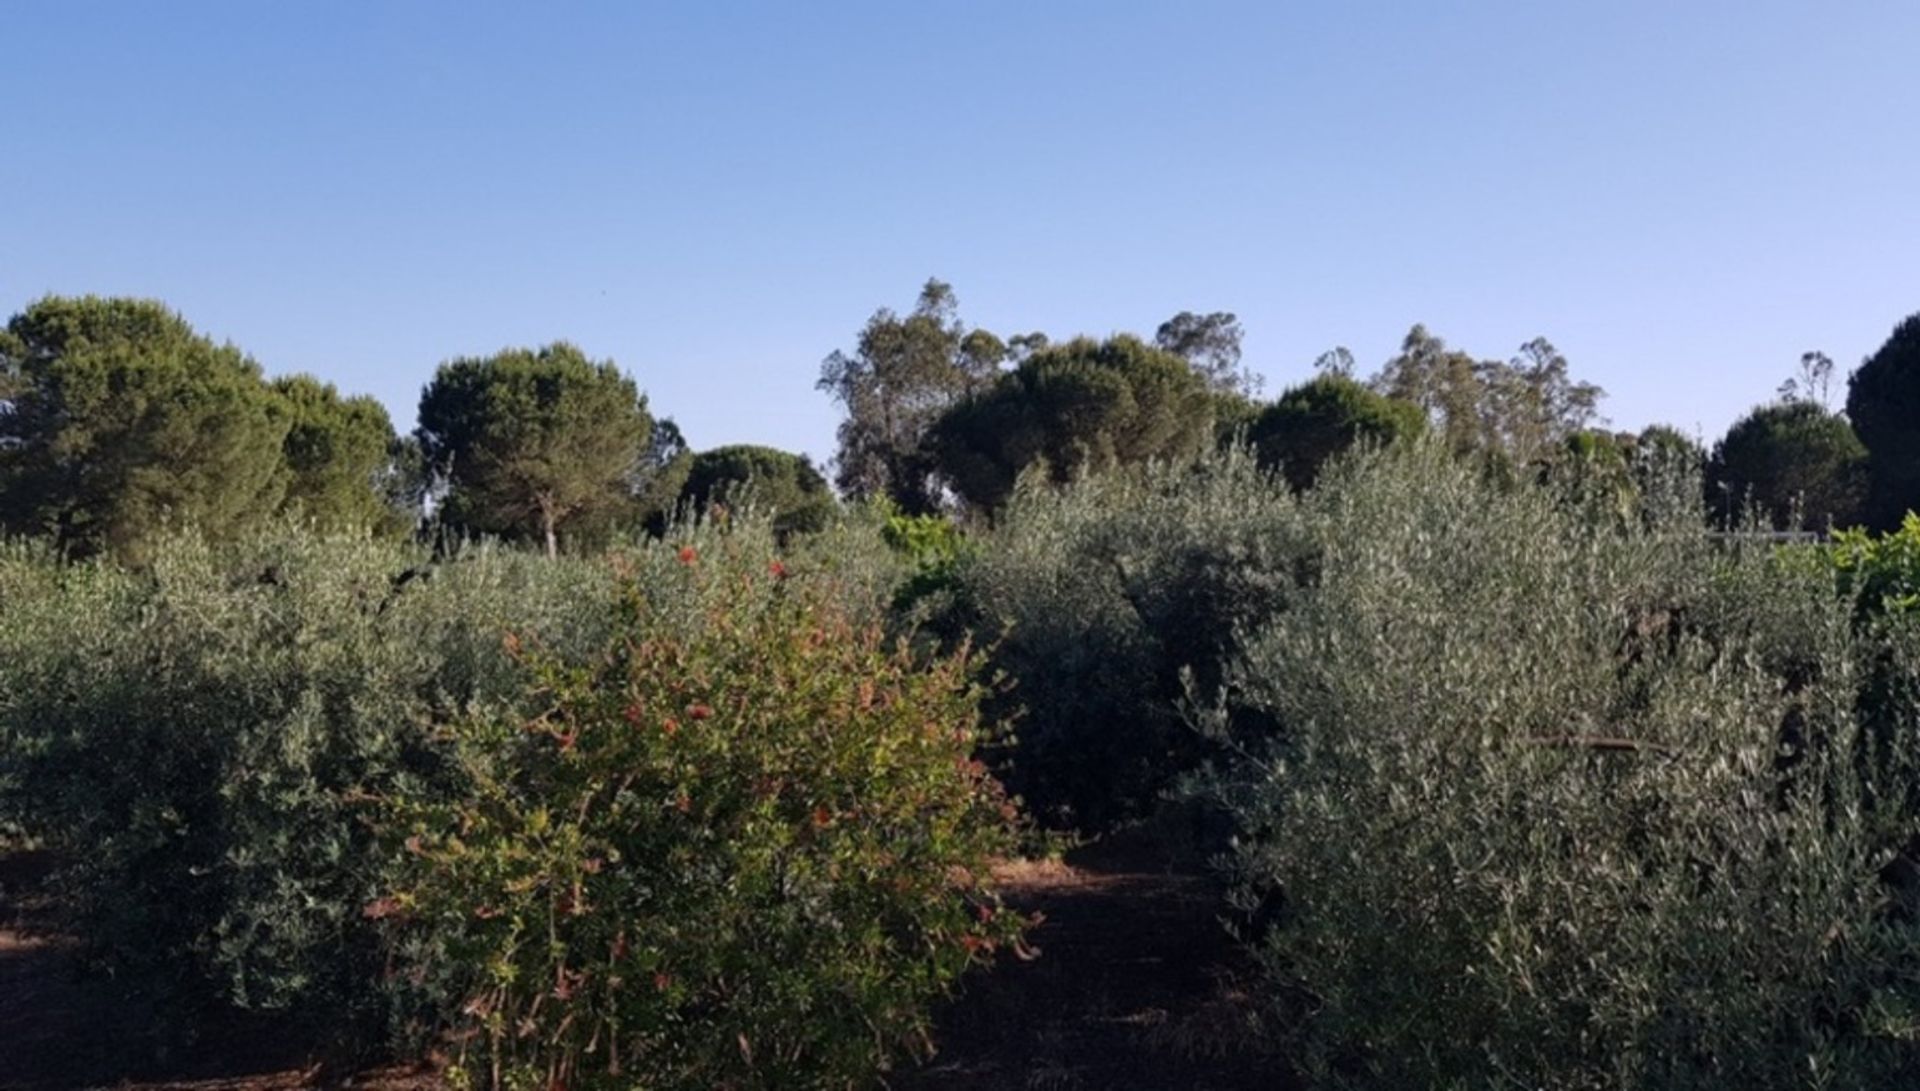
[{"left": 895, "top": 829, "right": 1294, "bottom": 1091}]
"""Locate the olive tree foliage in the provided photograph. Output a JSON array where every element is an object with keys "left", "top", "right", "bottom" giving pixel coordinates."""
[
  {"left": 1154, "top": 310, "right": 1259, "bottom": 396},
  {"left": 677, "top": 443, "right": 837, "bottom": 537},
  {"left": 1189, "top": 444, "right": 1920, "bottom": 1088},
  {"left": 271, "top": 374, "right": 406, "bottom": 534},
  {"left": 1708, "top": 400, "right": 1868, "bottom": 530},
  {"left": 928, "top": 335, "right": 1217, "bottom": 512},
  {"left": 0, "top": 296, "right": 290, "bottom": 559},
  {"left": 1371, "top": 325, "right": 1604, "bottom": 463},
  {"left": 816, "top": 279, "right": 1005, "bottom": 513},
  {"left": 416, "top": 342, "right": 653, "bottom": 557},
  {"left": 1848, "top": 311, "right": 1920, "bottom": 529}
]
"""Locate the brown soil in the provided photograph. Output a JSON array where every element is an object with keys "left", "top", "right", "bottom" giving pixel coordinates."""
[
  {"left": 1, "top": 833, "right": 1290, "bottom": 1090},
  {"left": 892, "top": 830, "right": 1292, "bottom": 1090}
]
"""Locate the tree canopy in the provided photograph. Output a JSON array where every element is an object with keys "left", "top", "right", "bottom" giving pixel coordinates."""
[
  {"left": 1708, "top": 401, "right": 1867, "bottom": 531},
  {"left": 816, "top": 280, "right": 1004, "bottom": 513},
  {"left": 1155, "top": 310, "right": 1257, "bottom": 396},
  {"left": 1846, "top": 311, "right": 1920, "bottom": 529},
  {"left": 1247, "top": 374, "right": 1426, "bottom": 490},
  {"left": 928, "top": 334, "right": 1216, "bottom": 511},
  {"left": 272, "top": 374, "right": 403, "bottom": 533},
  {"left": 0, "top": 296, "right": 290, "bottom": 558},
  {"left": 416, "top": 342, "right": 652, "bottom": 556},
  {"left": 1372, "top": 326, "right": 1603, "bottom": 463},
  {"left": 678, "top": 444, "right": 836, "bottom": 537}
]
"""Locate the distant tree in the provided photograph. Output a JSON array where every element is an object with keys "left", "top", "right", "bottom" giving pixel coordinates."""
[
  {"left": 1779, "top": 351, "right": 1837, "bottom": 408},
  {"left": 0, "top": 296, "right": 289, "bottom": 558},
  {"left": 1210, "top": 389, "right": 1263, "bottom": 447},
  {"left": 678, "top": 444, "right": 836, "bottom": 537},
  {"left": 1312, "top": 346, "right": 1356, "bottom": 378},
  {"left": 1155, "top": 310, "right": 1258, "bottom": 396},
  {"left": 928, "top": 335, "right": 1215, "bottom": 511},
  {"left": 1371, "top": 326, "right": 1603, "bottom": 463},
  {"left": 1006, "top": 331, "right": 1051, "bottom": 364},
  {"left": 634, "top": 417, "right": 694, "bottom": 535},
  {"left": 1248, "top": 374, "right": 1426, "bottom": 490},
  {"left": 381, "top": 434, "right": 431, "bottom": 534},
  {"left": 1634, "top": 424, "right": 1706, "bottom": 467},
  {"left": 817, "top": 279, "right": 1004, "bottom": 513},
  {"left": 416, "top": 342, "right": 652, "bottom": 557},
  {"left": 1846, "top": 312, "right": 1920, "bottom": 528},
  {"left": 1708, "top": 401, "right": 1867, "bottom": 530},
  {"left": 271, "top": 374, "right": 399, "bottom": 532}
]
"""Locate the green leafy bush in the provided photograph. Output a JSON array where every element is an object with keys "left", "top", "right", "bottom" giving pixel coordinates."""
[
  {"left": 1191, "top": 444, "right": 1920, "bottom": 1088},
  {"left": 1822, "top": 514, "right": 1920, "bottom": 616},
  {"left": 0, "top": 530, "right": 607, "bottom": 1033},
  {"left": 382, "top": 531, "right": 1023, "bottom": 1090},
  {"left": 956, "top": 446, "right": 1312, "bottom": 829}
]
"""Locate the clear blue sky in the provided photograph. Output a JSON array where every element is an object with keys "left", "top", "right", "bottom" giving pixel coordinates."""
[{"left": 5, "top": 2, "right": 1916, "bottom": 463}]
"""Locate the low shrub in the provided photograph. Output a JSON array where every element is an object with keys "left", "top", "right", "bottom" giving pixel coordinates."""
[
  {"left": 381, "top": 531, "right": 1023, "bottom": 1090},
  {"left": 1190, "top": 444, "right": 1920, "bottom": 1088}
]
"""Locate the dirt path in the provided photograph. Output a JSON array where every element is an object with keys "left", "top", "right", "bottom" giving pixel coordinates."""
[
  {"left": 1, "top": 836, "right": 1288, "bottom": 1090},
  {"left": 895, "top": 833, "right": 1290, "bottom": 1091}
]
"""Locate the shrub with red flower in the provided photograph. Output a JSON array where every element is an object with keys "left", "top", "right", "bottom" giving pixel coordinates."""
[{"left": 384, "top": 533, "right": 1024, "bottom": 1091}]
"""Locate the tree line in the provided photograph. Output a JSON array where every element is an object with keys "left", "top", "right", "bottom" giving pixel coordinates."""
[
  {"left": 4, "top": 287, "right": 1918, "bottom": 561},
  {"left": 0, "top": 296, "right": 829, "bottom": 559},
  {"left": 820, "top": 280, "right": 1920, "bottom": 533}
]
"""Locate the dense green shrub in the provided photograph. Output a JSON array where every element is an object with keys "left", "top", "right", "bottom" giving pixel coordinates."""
[
  {"left": 0, "top": 531, "right": 608, "bottom": 1031},
  {"left": 1190, "top": 444, "right": 1920, "bottom": 1088},
  {"left": 382, "top": 531, "right": 1023, "bottom": 1090},
  {"left": 1820, "top": 514, "right": 1920, "bottom": 616},
  {"left": 956, "top": 446, "right": 1312, "bottom": 829}
]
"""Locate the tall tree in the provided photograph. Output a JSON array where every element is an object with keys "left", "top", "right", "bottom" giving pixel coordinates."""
[
  {"left": 928, "top": 335, "right": 1216, "bottom": 511},
  {"left": 271, "top": 374, "right": 400, "bottom": 533},
  {"left": 416, "top": 342, "right": 652, "bottom": 557},
  {"left": 1846, "top": 312, "right": 1920, "bottom": 528},
  {"left": 0, "top": 296, "right": 289, "bottom": 558},
  {"left": 1154, "top": 310, "right": 1258, "bottom": 396},
  {"left": 816, "top": 279, "right": 1004, "bottom": 513},
  {"left": 1373, "top": 324, "right": 1485, "bottom": 453},
  {"left": 1371, "top": 326, "right": 1602, "bottom": 463},
  {"left": 1779, "top": 351, "right": 1837, "bottom": 408},
  {"left": 1708, "top": 401, "right": 1867, "bottom": 531},
  {"left": 678, "top": 444, "right": 836, "bottom": 538},
  {"left": 1248, "top": 374, "right": 1426, "bottom": 490}
]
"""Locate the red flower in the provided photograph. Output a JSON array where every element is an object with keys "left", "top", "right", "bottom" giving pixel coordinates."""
[
  {"left": 652, "top": 971, "right": 673, "bottom": 992},
  {"left": 768, "top": 560, "right": 788, "bottom": 579},
  {"left": 677, "top": 545, "right": 698, "bottom": 565},
  {"left": 687, "top": 703, "right": 713, "bottom": 721},
  {"left": 623, "top": 702, "right": 644, "bottom": 726},
  {"left": 661, "top": 717, "right": 680, "bottom": 737},
  {"left": 812, "top": 805, "right": 833, "bottom": 829}
]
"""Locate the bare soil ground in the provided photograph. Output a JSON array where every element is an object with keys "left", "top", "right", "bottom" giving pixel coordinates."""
[
  {"left": 1, "top": 833, "right": 1289, "bottom": 1091},
  {"left": 893, "top": 830, "right": 1290, "bottom": 1091}
]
